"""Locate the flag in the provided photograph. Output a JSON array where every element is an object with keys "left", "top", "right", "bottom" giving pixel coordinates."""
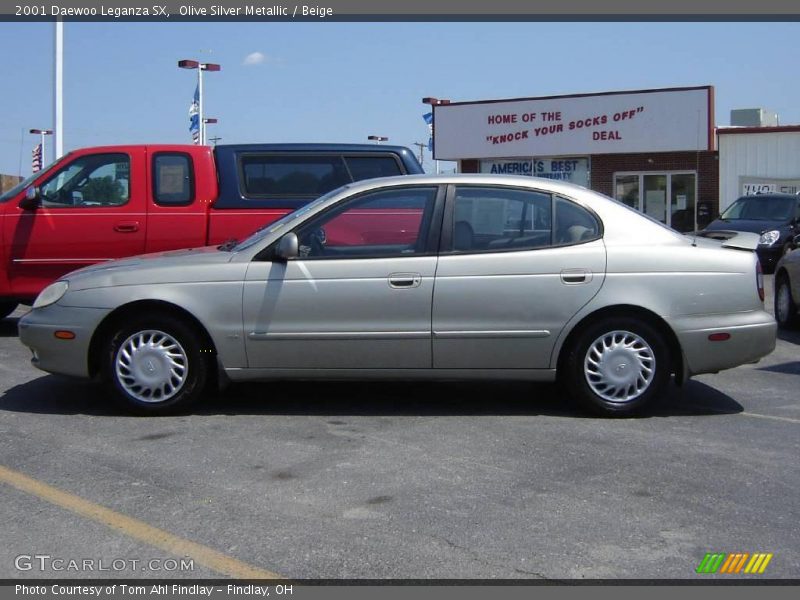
[
  {"left": 31, "top": 143, "right": 42, "bottom": 173},
  {"left": 189, "top": 83, "right": 200, "bottom": 145},
  {"left": 423, "top": 112, "right": 434, "bottom": 151}
]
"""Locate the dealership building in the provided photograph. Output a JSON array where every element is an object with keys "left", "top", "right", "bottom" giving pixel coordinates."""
[{"left": 431, "top": 86, "right": 720, "bottom": 232}]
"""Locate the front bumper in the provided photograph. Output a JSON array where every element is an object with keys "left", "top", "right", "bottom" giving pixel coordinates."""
[
  {"left": 756, "top": 246, "right": 784, "bottom": 271},
  {"left": 671, "top": 310, "right": 777, "bottom": 377},
  {"left": 18, "top": 304, "right": 112, "bottom": 378}
]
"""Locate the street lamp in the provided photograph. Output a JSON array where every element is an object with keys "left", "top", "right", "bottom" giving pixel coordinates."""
[
  {"left": 422, "top": 97, "right": 451, "bottom": 173},
  {"left": 367, "top": 135, "right": 388, "bottom": 144},
  {"left": 29, "top": 128, "right": 53, "bottom": 172},
  {"left": 178, "top": 59, "right": 221, "bottom": 145}
]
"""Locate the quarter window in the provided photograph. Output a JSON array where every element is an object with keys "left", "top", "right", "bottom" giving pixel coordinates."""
[
  {"left": 39, "top": 153, "right": 130, "bottom": 208},
  {"left": 295, "top": 187, "right": 438, "bottom": 259},
  {"left": 554, "top": 196, "right": 601, "bottom": 244},
  {"left": 153, "top": 153, "right": 194, "bottom": 205}
]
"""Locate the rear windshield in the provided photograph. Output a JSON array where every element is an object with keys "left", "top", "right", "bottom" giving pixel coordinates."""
[{"left": 720, "top": 196, "right": 794, "bottom": 221}]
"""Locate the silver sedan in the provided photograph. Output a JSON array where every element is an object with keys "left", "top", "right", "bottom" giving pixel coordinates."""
[{"left": 19, "top": 174, "right": 777, "bottom": 416}]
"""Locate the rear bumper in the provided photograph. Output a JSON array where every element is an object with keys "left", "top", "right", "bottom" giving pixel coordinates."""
[
  {"left": 671, "top": 311, "right": 777, "bottom": 377},
  {"left": 18, "top": 305, "right": 110, "bottom": 378}
]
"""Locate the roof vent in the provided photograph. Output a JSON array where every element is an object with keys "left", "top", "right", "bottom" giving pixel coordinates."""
[{"left": 730, "top": 108, "right": 779, "bottom": 127}]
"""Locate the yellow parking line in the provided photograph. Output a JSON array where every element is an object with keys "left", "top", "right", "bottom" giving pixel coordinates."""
[{"left": 0, "top": 464, "right": 282, "bottom": 579}]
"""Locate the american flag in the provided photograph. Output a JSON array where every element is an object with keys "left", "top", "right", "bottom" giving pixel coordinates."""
[
  {"left": 31, "top": 143, "right": 42, "bottom": 173},
  {"left": 423, "top": 112, "right": 433, "bottom": 151},
  {"left": 189, "top": 84, "right": 200, "bottom": 145}
]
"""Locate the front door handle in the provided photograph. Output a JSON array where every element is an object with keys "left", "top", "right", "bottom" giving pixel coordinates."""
[
  {"left": 388, "top": 273, "right": 422, "bottom": 289},
  {"left": 114, "top": 221, "right": 140, "bottom": 233}
]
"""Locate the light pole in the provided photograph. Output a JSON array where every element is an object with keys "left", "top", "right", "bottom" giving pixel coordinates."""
[
  {"left": 412, "top": 142, "right": 426, "bottom": 166},
  {"left": 368, "top": 135, "right": 388, "bottom": 144},
  {"left": 203, "top": 118, "right": 218, "bottom": 146},
  {"left": 29, "top": 129, "right": 53, "bottom": 172},
  {"left": 422, "top": 97, "right": 450, "bottom": 174},
  {"left": 178, "top": 59, "right": 221, "bottom": 145}
]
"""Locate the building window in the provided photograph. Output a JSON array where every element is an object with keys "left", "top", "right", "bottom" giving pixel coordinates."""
[{"left": 613, "top": 171, "right": 697, "bottom": 232}]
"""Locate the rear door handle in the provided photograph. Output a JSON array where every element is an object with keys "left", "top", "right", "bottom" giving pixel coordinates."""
[
  {"left": 114, "top": 221, "right": 140, "bottom": 233},
  {"left": 560, "top": 269, "right": 592, "bottom": 284},
  {"left": 388, "top": 273, "right": 422, "bottom": 289}
]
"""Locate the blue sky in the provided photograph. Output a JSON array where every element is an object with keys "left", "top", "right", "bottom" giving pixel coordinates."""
[{"left": 1, "top": 21, "right": 799, "bottom": 175}]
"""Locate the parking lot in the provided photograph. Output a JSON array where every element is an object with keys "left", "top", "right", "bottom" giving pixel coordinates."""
[{"left": 0, "top": 276, "right": 798, "bottom": 580}]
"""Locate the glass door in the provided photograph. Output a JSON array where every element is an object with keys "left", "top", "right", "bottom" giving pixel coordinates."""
[
  {"left": 669, "top": 173, "right": 696, "bottom": 232},
  {"left": 643, "top": 175, "right": 667, "bottom": 224}
]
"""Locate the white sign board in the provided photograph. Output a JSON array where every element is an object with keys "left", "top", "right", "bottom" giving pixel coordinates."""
[
  {"left": 480, "top": 158, "right": 590, "bottom": 187},
  {"left": 434, "top": 87, "right": 712, "bottom": 160}
]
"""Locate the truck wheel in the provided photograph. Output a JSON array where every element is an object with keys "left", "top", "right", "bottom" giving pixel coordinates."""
[
  {"left": 562, "top": 317, "right": 670, "bottom": 417},
  {"left": 0, "top": 302, "right": 17, "bottom": 320},
  {"left": 774, "top": 275, "right": 799, "bottom": 329},
  {"left": 104, "top": 315, "right": 211, "bottom": 415}
]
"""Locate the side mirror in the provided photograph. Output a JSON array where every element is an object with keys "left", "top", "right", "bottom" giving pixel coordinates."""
[
  {"left": 274, "top": 233, "right": 298, "bottom": 261},
  {"left": 19, "top": 187, "right": 41, "bottom": 210}
]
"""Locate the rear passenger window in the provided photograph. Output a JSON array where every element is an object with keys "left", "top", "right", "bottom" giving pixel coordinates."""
[
  {"left": 345, "top": 156, "right": 403, "bottom": 180},
  {"left": 451, "top": 187, "right": 552, "bottom": 252},
  {"left": 153, "top": 153, "right": 193, "bottom": 205},
  {"left": 241, "top": 155, "right": 350, "bottom": 197}
]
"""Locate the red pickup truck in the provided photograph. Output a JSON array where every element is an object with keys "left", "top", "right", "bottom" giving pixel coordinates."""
[{"left": 0, "top": 143, "right": 424, "bottom": 318}]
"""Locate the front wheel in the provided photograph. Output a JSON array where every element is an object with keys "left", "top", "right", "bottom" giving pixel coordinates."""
[
  {"left": 0, "top": 302, "right": 18, "bottom": 320},
  {"left": 104, "top": 315, "right": 211, "bottom": 415},
  {"left": 774, "top": 276, "right": 799, "bottom": 329},
  {"left": 562, "top": 317, "right": 670, "bottom": 417}
]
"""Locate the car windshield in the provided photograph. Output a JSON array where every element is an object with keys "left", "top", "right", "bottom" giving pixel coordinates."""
[
  {"left": 720, "top": 196, "right": 794, "bottom": 221},
  {"left": 0, "top": 156, "right": 67, "bottom": 202},
  {"left": 232, "top": 185, "right": 350, "bottom": 252}
]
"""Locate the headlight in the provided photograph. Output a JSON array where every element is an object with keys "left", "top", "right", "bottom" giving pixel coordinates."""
[
  {"left": 758, "top": 230, "right": 780, "bottom": 246},
  {"left": 33, "top": 281, "right": 69, "bottom": 309}
]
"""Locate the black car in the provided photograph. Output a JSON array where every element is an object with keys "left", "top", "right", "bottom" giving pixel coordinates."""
[{"left": 700, "top": 193, "right": 800, "bottom": 272}]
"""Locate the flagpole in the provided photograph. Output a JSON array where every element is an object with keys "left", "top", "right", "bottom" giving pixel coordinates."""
[
  {"left": 197, "top": 67, "right": 204, "bottom": 145},
  {"left": 54, "top": 20, "right": 63, "bottom": 160}
]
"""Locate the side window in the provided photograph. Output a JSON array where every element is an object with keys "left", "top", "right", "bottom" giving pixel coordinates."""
[
  {"left": 450, "top": 186, "right": 552, "bottom": 252},
  {"left": 554, "top": 196, "right": 601, "bottom": 245},
  {"left": 153, "top": 153, "right": 193, "bottom": 206},
  {"left": 39, "top": 153, "right": 130, "bottom": 208},
  {"left": 344, "top": 156, "right": 403, "bottom": 181},
  {"left": 295, "top": 187, "right": 437, "bottom": 259},
  {"left": 240, "top": 155, "right": 350, "bottom": 197}
]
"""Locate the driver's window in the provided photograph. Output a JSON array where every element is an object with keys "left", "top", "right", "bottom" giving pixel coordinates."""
[
  {"left": 295, "top": 186, "right": 438, "bottom": 259},
  {"left": 40, "top": 153, "right": 130, "bottom": 208}
]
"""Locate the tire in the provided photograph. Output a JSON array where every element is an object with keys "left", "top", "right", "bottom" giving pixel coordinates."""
[
  {"left": 562, "top": 317, "right": 670, "bottom": 417},
  {"left": 774, "top": 275, "right": 800, "bottom": 329},
  {"left": 104, "top": 314, "right": 212, "bottom": 415},
  {"left": 0, "top": 302, "right": 17, "bottom": 320}
]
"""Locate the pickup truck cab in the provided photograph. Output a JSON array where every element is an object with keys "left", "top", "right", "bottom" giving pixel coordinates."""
[{"left": 0, "top": 143, "right": 423, "bottom": 318}]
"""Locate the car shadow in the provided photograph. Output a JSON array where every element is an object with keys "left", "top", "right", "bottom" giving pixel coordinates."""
[
  {"left": 757, "top": 361, "right": 800, "bottom": 376},
  {"left": 0, "top": 375, "right": 743, "bottom": 419},
  {"left": 777, "top": 327, "right": 800, "bottom": 345},
  {"left": 0, "top": 316, "right": 20, "bottom": 338}
]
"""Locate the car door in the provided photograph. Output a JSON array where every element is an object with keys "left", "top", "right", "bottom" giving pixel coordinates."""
[
  {"left": 4, "top": 149, "right": 146, "bottom": 299},
  {"left": 242, "top": 185, "right": 443, "bottom": 370},
  {"left": 432, "top": 185, "right": 606, "bottom": 370}
]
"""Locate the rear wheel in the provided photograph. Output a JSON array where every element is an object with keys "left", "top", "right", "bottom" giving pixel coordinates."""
[
  {"left": 774, "top": 275, "right": 799, "bottom": 329},
  {"left": 104, "top": 315, "right": 211, "bottom": 415},
  {"left": 0, "top": 302, "right": 17, "bottom": 320},
  {"left": 563, "top": 317, "right": 670, "bottom": 417}
]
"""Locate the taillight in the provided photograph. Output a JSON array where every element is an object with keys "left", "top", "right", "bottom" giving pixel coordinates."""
[{"left": 756, "top": 260, "right": 765, "bottom": 302}]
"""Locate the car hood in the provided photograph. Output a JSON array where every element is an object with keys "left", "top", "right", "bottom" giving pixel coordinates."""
[
  {"left": 703, "top": 218, "right": 786, "bottom": 235},
  {"left": 63, "top": 246, "right": 238, "bottom": 291}
]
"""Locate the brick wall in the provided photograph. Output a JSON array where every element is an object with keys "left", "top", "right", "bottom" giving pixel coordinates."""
[{"left": 0, "top": 174, "right": 23, "bottom": 194}]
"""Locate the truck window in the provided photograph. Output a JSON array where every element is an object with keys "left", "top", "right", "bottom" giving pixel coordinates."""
[
  {"left": 39, "top": 153, "right": 130, "bottom": 208},
  {"left": 344, "top": 156, "right": 403, "bottom": 180},
  {"left": 240, "top": 155, "right": 351, "bottom": 197},
  {"left": 153, "top": 153, "right": 194, "bottom": 205}
]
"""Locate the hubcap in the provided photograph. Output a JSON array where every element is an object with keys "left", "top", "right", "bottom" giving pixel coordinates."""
[
  {"left": 115, "top": 330, "right": 188, "bottom": 403},
  {"left": 584, "top": 330, "right": 656, "bottom": 403},
  {"left": 776, "top": 283, "right": 791, "bottom": 323}
]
